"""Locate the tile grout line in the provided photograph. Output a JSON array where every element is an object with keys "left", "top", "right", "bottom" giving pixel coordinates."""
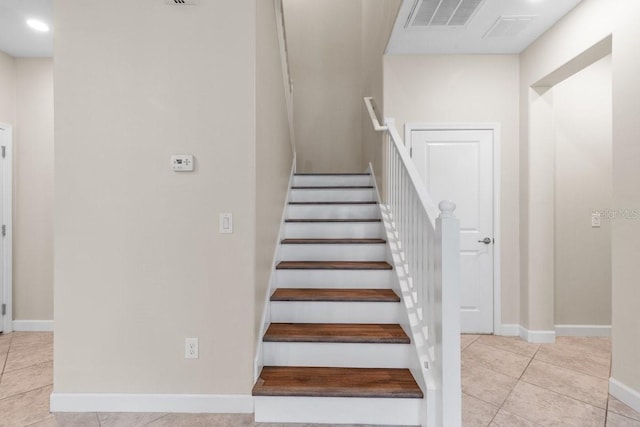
[
  {"left": 143, "top": 413, "right": 171, "bottom": 426},
  {"left": 487, "top": 342, "right": 543, "bottom": 426},
  {"left": 0, "top": 359, "right": 54, "bottom": 376},
  {"left": 532, "top": 355, "right": 611, "bottom": 382},
  {"left": 0, "top": 383, "right": 52, "bottom": 403},
  {"left": 476, "top": 337, "right": 541, "bottom": 359},
  {"left": 518, "top": 378, "right": 609, "bottom": 412},
  {"left": 1, "top": 332, "right": 14, "bottom": 376}
]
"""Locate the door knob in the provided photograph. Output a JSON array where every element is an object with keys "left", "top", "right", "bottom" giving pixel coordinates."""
[{"left": 478, "top": 237, "right": 492, "bottom": 244}]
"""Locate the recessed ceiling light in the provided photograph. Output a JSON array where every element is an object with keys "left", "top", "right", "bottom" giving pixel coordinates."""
[{"left": 26, "top": 19, "right": 50, "bottom": 33}]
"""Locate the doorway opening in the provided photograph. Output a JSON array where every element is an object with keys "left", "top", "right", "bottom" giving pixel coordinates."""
[{"left": 528, "top": 35, "right": 613, "bottom": 339}]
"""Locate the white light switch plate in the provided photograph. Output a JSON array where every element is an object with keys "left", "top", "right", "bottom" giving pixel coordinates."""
[
  {"left": 220, "top": 213, "right": 233, "bottom": 234},
  {"left": 591, "top": 212, "right": 601, "bottom": 228},
  {"left": 171, "top": 154, "right": 194, "bottom": 171}
]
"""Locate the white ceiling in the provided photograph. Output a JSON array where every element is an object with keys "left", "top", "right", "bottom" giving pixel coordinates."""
[
  {"left": 0, "top": 0, "right": 580, "bottom": 58},
  {"left": 0, "top": 0, "right": 53, "bottom": 58},
  {"left": 387, "top": 0, "right": 583, "bottom": 54}
]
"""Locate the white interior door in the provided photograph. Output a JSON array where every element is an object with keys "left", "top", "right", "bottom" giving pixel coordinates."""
[
  {"left": 0, "top": 126, "right": 5, "bottom": 333},
  {"left": 411, "top": 128, "right": 494, "bottom": 334},
  {"left": 0, "top": 124, "right": 10, "bottom": 334}
]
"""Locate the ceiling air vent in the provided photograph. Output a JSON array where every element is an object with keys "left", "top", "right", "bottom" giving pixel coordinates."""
[
  {"left": 407, "top": 0, "right": 485, "bottom": 28},
  {"left": 484, "top": 16, "right": 536, "bottom": 38},
  {"left": 165, "top": 0, "right": 199, "bottom": 5}
]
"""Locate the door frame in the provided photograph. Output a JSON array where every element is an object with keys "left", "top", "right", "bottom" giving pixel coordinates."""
[
  {"left": 0, "top": 123, "right": 12, "bottom": 334},
  {"left": 406, "top": 122, "right": 502, "bottom": 335}
]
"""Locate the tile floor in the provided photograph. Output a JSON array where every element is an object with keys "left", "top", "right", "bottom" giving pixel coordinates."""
[
  {"left": 1, "top": 331, "right": 639, "bottom": 426},
  {"left": 461, "top": 334, "right": 640, "bottom": 427}
]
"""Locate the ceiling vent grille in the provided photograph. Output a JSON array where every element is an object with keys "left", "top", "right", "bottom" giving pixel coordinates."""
[
  {"left": 165, "top": 0, "right": 199, "bottom": 5},
  {"left": 408, "top": 0, "right": 485, "bottom": 28},
  {"left": 484, "top": 16, "right": 536, "bottom": 38}
]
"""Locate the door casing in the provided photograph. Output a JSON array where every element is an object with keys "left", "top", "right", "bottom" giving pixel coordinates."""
[
  {"left": 0, "top": 123, "right": 12, "bottom": 334},
  {"left": 406, "top": 122, "right": 502, "bottom": 335}
]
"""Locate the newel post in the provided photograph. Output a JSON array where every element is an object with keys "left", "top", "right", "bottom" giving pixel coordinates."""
[{"left": 436, "top": 200, "right": 461, "bottom": 427}]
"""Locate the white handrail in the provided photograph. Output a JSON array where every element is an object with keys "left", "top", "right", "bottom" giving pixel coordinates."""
[
  {"left": 364, "top": 96, "right": 461, "bottom": 427},
  {"left": 364, "top": 97, "right": 388, "bottom": 132}
]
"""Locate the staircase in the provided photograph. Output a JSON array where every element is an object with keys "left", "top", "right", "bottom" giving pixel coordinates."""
[{"left": 253, "top": 173, "right": 424, "bottom": 426}]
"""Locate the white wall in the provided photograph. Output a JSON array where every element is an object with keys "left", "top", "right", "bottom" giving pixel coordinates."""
[
  {"left": 54, "top": 0, "right": 256, "bottom": 395},
  {"left": 383, "top": 55, "right": 521, "bottom": 325},
  {"left": 255, "top": 0, "right": 293, "bottom": 338},
  {"left": 284, "top": 0, "right": 364, "bottom": 173},
  {"left": 14, "top": 58, "right": 54, "bottom": 322},
  {"left": 520, "top": 0, "right": 640, "bottom": 405},
  {"left": 553, "top": 55, "right": 612, "bottom": 327},
  {"left": 0, "top": 51, "right": 15, "bottom": 126}
]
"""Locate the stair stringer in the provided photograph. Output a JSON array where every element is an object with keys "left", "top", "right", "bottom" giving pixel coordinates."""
[
  {"left": 254, "top": 156, "right": 296, "bottom": 381},
  {"left": 369, "top": 163, "right": 432, "bottom": 427}
]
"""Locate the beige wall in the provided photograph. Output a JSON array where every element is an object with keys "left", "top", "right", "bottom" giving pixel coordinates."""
[
  {"left": 553, "top": 55, "right": 612, "bottom": 326},
  {"left": 383, "top": 55, "right": 521, "bottom": 325},
  {"left": 520, "top": 0, "right": 640, "bottom": 399},
  {"left": 14, "top": 58, "right": 54, "bottom": 321},
  {"left": 255, "top": 0, "right": 293, "bottom": 339},
  {"left": 284, "top": 0, "right": 364, "bottom": 173},
  {"left": 0, "top": 51, "right": 15, "bottom": 126},
  {"left": 54, "top": 0, "right": 256, "bottom": 394},
  {"left": 360, "top": 0, "right": 401, "bottom": 188},
  {"left": 0, "top": 53, "right": 54, "bottom": 323}
]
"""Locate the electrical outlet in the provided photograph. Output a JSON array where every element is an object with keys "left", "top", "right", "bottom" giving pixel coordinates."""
[{"left": 185, "top": 338, "right": 199, "bottom": 359}]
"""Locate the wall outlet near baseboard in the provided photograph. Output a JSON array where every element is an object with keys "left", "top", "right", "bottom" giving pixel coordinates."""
[{"left": 185, "top": 338, "right": 199, "bottom": 359}]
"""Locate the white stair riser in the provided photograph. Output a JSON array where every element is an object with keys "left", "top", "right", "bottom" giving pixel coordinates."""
[
  {"left": 284, "top": 222, "right": 383, "bottom": 239},
  {"left": 287, "top": 204, "right": 379, "bottom": 219},
  {"left": 263, "top": 342, "right": 412, "bottom": 368},
  {"left": 290, "top": 189, "right": 375, "bottom": 203},
  {"left": 279, "top": 244, "right": 386, "bottom": 261},
  {"left": 276, "top": 270, "right": 393, "bottom": 288},
  {"left": 270, "top": 301, "right": 403, "bottom": 323},
  {"left": 254, "top": 396, "right": 422, "bottom": 425},
  {"left": 293, "top": 175, "right": 372, "bottom": 187}
]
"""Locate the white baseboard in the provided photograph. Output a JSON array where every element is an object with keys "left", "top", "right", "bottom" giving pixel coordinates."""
[
  {"left": 609, "top": 378, "right": 640, "bottom": 414},
  {"left": 13, "top": 320, "right": 54, "bottom": 332},
  {"left": 50, "top": 392, "right": 253, "bottom": 414},
  {"left": 499, "top": 324, "right": 610, "bottom": 340},
  {"left": 498, "top": 324, "right": 520, "bottom": 336},
  {"left": 519, "top": 326, "right": 556, "bottom": 343},
  {"left": 555, "top": 324, "right": 611, "bottom": 337}
]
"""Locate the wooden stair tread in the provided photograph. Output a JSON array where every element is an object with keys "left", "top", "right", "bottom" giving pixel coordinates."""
[
  {"left": 276, "top": 261, "right": 392, "bottom": 270},
  {"left": 271, "top": 288, "right": 400, "bottom": 302},
  {"left": 291, "top": 186, "right": 374, "bottom": 190},
  {"left": 252, "top": 366, "right": 423, "bottom": 398},
  {"left": 285, "top": 218, "right": 381, "bottom": 223},
  {"left": 289, "top": 201, "right": 377, "bottom": 205},
  {"left": 281, "top": 238, "right": 385, "bottom": 245},
  {"left": 264, "top": 323, "right": 409, "bottom": 344}
]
